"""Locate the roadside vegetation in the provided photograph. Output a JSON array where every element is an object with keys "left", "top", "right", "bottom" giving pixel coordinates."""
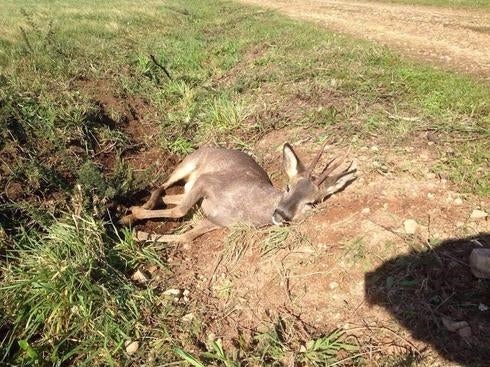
[{"left": 0, "top": 0, "right": 488, "bottom": 365}]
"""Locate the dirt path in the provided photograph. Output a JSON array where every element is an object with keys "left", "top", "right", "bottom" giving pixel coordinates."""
[{"left": 238, "top": 0, "right": 490, "bottom": 81}]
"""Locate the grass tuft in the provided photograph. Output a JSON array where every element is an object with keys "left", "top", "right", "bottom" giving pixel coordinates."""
[{"left": 0, "top": 215, "right": 163, "bottom": 365}]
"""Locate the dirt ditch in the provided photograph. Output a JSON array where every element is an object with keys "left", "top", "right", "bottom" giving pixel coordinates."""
[{"left": 126, "top": 125, "right": 490, "bottom": 364}]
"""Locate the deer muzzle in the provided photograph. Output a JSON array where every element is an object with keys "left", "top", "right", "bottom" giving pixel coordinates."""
[{"left": 272, "top": 208, "right": 291, "bottom": 226}]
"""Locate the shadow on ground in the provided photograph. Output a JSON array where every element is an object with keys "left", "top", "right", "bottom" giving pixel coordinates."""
[{"left": 365, "top": 233, "right": 490, "bottom": 366}]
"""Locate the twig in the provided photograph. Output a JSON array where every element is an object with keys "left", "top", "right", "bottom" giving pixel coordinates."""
[
  {"left": 149, "top": 54, "right": 172, "bottom": 80},
  {"left": 328, "top": 348, "right": 386, "bottom": 367},
  {"left": 358, "top": 324, "right": 422, "bottom": 356}
]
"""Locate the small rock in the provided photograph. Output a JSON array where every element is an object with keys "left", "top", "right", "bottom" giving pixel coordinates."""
[
  {"left": 403, "top": 219, "right": 418, "bottom": 234},
  {"left": 125, "top": 340, "right": 139, "bottom": 355},
  {"left": 370, "top": 146, "right": 379, "bottom": 152},
  {"left": 131, "top": 270, "right": 149, "bottom": 284},
  {"left": 442, "top": 317, "right": 468, "bottom": 332},
  {"left": 329, "top": 281, "right": 339, "bottom": 290},
  {"left": 458, "top": 326, "right": 472, "bottom": 338},
  {"left": 469, "top": 249, "right": 490, "bottom": 279},
  {"left": 427, "top": 193, "right": 435, "bottom": 200},
  {"left": 470, "top": 209, "right": 488, "bottom": 220},
  {"left": 479, "top": 303, "right": 489, "bottom": 312},
  {"left": 182, "top": 313, "right": 194, "bottom": 322},
  {"left": 147, "top": 265, "right": 158, "bottom": 274},
  {"left": 452, "top": 197, "right": 463, "bottom": 205},
  {"left": 163, "top": 288, "right": 183, "bottom": 297},
  {"left": 426, "top": 172, "right": 436, "bottom": 179},
  {"left": 361, "top": 207, "right": 370, "bottom": 214}
]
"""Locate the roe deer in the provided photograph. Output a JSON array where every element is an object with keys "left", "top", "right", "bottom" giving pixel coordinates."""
[{"left": 120, "top": 141, "right": 357, "bottom": 243}]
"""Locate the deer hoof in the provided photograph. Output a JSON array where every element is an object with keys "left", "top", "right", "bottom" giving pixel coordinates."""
[{"left": 119, "top": 214, "right": 135, "bottom": 226}]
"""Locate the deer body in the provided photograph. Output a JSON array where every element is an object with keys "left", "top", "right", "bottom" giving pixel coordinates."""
[
  {"left": 121, "top": 142, "right": 357, "bottom": 243},
  {"left": 175, "top": 147, "right": 282, "bottom": 227}
]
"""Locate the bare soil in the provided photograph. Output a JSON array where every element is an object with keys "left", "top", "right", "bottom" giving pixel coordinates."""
[
  {"left": 153, "top": 127, "right": 490, "bottom": 365},
  {"left": 238, "top": 0, "right": 490, "bottom": 81}
]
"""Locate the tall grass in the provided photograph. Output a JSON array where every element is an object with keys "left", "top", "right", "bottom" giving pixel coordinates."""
[{"left": 0, "top": 215, "right": 164, "bottom": 365}]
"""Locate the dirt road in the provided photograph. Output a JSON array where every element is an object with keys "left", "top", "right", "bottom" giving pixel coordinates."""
[{"left": 238, "top": 0, "right": 490, "bottom": 81}]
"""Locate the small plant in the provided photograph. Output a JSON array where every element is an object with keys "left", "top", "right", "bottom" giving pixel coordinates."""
[
  {"left": 200, "top": 95, "right": 250, "bottom": 140},
  {"left": 300, "top": 329, "right": 359, "bottom": 366},
  {"left": 175, "top": 339, "right": 239, "bottom": 367},
  {"left": 341, "top": 236, "right": 367, "bottom": 266},
  {"left": 169, "top": 137, "right": 194, "bottom": 155}
]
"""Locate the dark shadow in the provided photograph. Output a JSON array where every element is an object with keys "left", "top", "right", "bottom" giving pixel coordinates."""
[{"left": 365, "top": 233, "right": 490, "bottom": 366}]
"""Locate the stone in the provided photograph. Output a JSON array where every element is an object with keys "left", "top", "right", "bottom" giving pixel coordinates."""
[
  {"left": 469, "top": 249, "right": 490, "bottom": 279},
  {"left": 131, "top": 270, "right": 149, "bottom": 284},
  {"left": 453, "top": 198, "right": 463, "bottom": 205},
  {"left": 403, "top": 219, "right": 418, "bottom": 234},
  {"left": 426, "top": 172, "right": 437, "bottom": 179},
  {"left": 470, "top": 209, "right": 488, "bottom": 220},
  {"left": 361, "top": 207, "right": 370, "bottom": 214},
  {"left": 163, "top": 288, "right": 183, "bottom": 297},
  {"left": 442, "top": 317, "right": 468, "bottom": 332},
  {"left": 182, "top": 313, "right": 194, "bottom": 322},
  {"left": 125, "top": 341, "right": 139, "bottom": 355},
  {"left": 329, "top": 281, "right": 339, "bottom": 290}
]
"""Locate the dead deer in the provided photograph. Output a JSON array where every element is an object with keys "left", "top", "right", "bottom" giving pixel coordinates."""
[{"left": 120, "top": 141, "right": 357, "bottom": 243}]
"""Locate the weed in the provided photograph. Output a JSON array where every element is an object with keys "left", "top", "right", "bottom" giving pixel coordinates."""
[
  {"left": 300, "top": 329, "right": 359, "bottom": 366},
  {"left": 168, "top": 137, "right": 194, "bottom": 155},
  {"left": 341, "top": 236, "right": 367, "bottom": 266}
]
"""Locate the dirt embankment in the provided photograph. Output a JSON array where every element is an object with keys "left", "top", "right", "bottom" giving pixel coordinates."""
[{"left": 238, "top": 0, "right": 490, "bottom": 81}]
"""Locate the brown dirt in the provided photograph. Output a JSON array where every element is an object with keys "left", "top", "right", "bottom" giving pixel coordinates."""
[
  {"left": 74, "top": 78, "right": 180, "bottom": 233},
  {"left": 74, "top": 78, "right": 178, "bottom": 178},
  {"left": 237, "top": 0, "right": 490, "bottom": 81},
  {"left": 157, "top": 127, "right": 489, "bottom": 365}
]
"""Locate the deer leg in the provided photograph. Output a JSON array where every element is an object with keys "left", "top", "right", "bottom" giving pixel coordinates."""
[
  {"left": 162, "top": 194, "right": 185, "bottom": 205},
  {"left": 141, "top": 186, "right": 166, "bottom": 210},
  {"left": 135, "top": 219, "right": 219, "bottom": 243},
  {"left": 141, "top": 158, "right": 198, "bottom": 210},
  {"left": 121, "top": 177, "right": 206, "bottom": 224}
]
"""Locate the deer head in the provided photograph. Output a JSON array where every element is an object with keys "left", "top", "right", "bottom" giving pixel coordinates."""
[{"left": 271, "top": 141, "right": 357, "bottom": 225}]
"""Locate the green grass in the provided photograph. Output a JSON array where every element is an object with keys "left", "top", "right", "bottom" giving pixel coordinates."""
[
  {"left": 0, "top": 0, "right": 489, "bottom": 365},
  {"left": 0, "top": 215, "right": 171, "bottom": 365}
]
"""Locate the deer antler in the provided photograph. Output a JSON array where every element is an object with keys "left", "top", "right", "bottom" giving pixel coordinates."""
[
  {"left": 313, "top": 153, "right": 347, "bottom": 186},
  {"left": 306, "top": 139, "right": 332, "bottom": 178},
  {"left": 313, "top": 143, "right": 354, "bottom": 185},
  {"left": 317, "top": 161, "right": 358, "bottom": 200}
]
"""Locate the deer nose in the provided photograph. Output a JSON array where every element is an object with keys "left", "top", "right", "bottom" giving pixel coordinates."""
[{"left": 272, "top": 209, "right": 290, "bottom": 226}]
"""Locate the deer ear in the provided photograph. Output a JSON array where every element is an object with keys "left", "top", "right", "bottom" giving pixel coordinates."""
[{"left": 283, "top": 143, "right": 305, "bottom": 180}]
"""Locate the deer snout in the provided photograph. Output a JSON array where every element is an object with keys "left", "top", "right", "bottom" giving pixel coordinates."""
[{"left": 272, "top": 209, "right": 291, "bottom": 226}]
